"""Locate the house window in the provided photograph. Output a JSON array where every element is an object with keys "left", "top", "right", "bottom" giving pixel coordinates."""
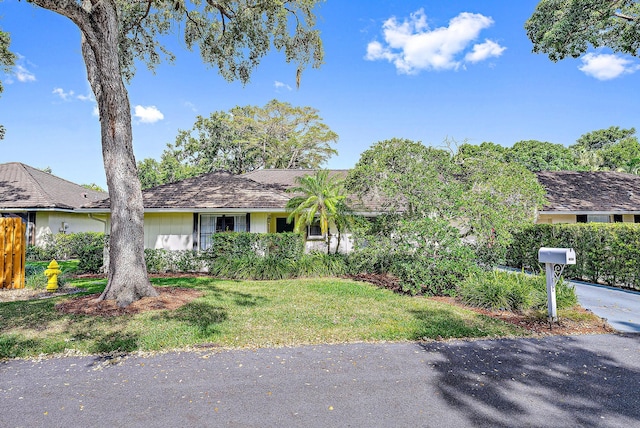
[
  {"left": 276, "top": 217, "right": 294, "bottom": 233},
  {"left": 576, "top": 215, "right": 587, "bottom": 223},
  {"left": 587, "top": 215, "right": 610, "bottom": 223},
  {"left": 199, "top": 214, "right": 247, "bottom": 250},
  {"left": 308, "top": 219, "right": 323, "bottom": 238},
  {"left": 635, "top": 215, "right": 640, "bottom": 224},
  {"left": 613, "top": 214, "right": 623, "bottom": 223}
]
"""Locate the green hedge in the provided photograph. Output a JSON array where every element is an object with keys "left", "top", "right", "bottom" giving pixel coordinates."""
[
  {"left": 26, "top": 232, "right": 106, "bottom": 274},
  {"left": 143, "top": 233, "right": 306, "bottom": 275},
  {"left": 202, "top": 232, "right": 304, "bottom": 260},
  {"left": 506, "top": 223, "right": 640, "bottom": 289}
]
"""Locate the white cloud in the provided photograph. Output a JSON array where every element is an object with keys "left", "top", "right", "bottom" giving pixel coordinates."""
[
  {"left": 183, "top": 101, "right": 198, "bottom": 112},
  {"left": 134, "top": 105, "right": 164, "bottom": 123},
  {"left": 465, "top": 40, "right": 506, "bottom": 63},
  {"left": 52, "top": 87, "right": 75, "bottom": 101},
  {"left": 274, "top": 81, "right": 292, "bottom": 91},
  {"left": 365, "top": 9, "right": 505, "bottom": 73},
  {"left": 14, "top": 64, "right": 36, "bottom": 82},
  {"left": 578, "top": 53, "right": 639, "bottom": 80},
  {"left": 77, "top": 93, "right": 94, "bottom": 102}
]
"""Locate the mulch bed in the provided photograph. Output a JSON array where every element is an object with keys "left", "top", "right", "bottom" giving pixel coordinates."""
[{"left": 55, "top": 287, "right": 203, "bottom": 317}]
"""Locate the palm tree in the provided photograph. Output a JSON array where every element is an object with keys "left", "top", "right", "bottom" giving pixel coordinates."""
[{"left": 286, "top": 170, "right": 346, "bottom": 254}]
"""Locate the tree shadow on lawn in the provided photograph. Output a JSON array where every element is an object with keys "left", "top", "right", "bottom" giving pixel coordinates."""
[
  {"left": 156, "top": 301, "right": 229, "bottom": 338},
  {"left": 409, "top": 308, "right": 525, "bottom": 341},
  {"left": 418, "top": 334, "right": 640, "bottom": 427}
]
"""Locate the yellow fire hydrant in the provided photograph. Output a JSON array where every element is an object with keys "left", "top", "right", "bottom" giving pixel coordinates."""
[{"left": 44, "top": 260, "right": 62, "bottom": 292}]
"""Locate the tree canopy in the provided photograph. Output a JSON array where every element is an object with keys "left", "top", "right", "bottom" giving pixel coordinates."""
[
  {"left": 526, "top": 0, "right": 640, "bottom": 61},
  {"left": 138, "top": 99, "right": 338, "bottom": 188},
  {"left": 21, "top": 0, "right": 325, "bottom": 307},
  {"left": 346, "top": 138, "right": 547, "bottom": 253},
  {"left": 505, "top": 140, "right": 578, "bottom": 172}
]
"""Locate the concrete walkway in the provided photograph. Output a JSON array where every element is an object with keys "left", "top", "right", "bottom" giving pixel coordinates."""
[
  {"left": 2, "top": 335, "right": 640, "bottom": 427},
  {"left": 572, "top": 281, "right": 640, "bottom": 333}
]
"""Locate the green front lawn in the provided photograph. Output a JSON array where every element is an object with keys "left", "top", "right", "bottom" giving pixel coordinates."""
[{"left": 0, "top": 277, "right": 528, "bottom": 359}]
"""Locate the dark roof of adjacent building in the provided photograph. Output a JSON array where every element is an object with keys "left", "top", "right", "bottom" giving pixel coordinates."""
[
  {"left": 0, "top": 162, "right": 108, "bottom": 210},
  {"left": 242, "top": 169, "right": 349, "bottom": 190},
  {"left": 85, "top": 168, "right": 383, "bottom": 213},
  {"left": 536, "top": 170, "right": 640, "bottom": 213},
  {"left": 85, "top": 171, "right": 291, "bottom": 210},
  {"left": 242, "top": 169, "right": 383, "bottom": 212}
]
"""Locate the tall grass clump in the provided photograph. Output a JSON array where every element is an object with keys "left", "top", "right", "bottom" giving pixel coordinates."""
[{"left": 458, "top": 270, "right": 577, "bottom": 311}]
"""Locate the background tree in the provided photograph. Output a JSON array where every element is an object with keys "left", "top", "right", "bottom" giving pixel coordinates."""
[
  {"left": 571, "top": 126, "right": 639, "bottom": 171},
  {"left": 347, "top": 138, "right": 546, "bottom": 268},
  {"left": 0, "top": 22, "right": 16, "bottom": 140},
  {"left": 457, "top": 156, "right": 547, "bottom": 262},
  {"left": 82, "top": 183, "right": 106, "bottom": 192},
  {"left": 138, "top": 99, "right": 337, "bottom": 188},
  {"left": 526, "top": 0, "right": 640, "bottom": 61},
  {"left": 22, "top": 0, "right": 324, "bottom": 307},
  {"left": 455, "top": 141, "right": 507, "bottom": 163},
  {"left": 346, "top": 138, "right": 459, "bottom": 219},
  {"left": 599, "top": 138, "right": 640, "bottom": 172},
  {"left": 505, "top": 140, "right": 578, "bottom": 171},
  {"left": 572, "top": 126, "right": 636, "bottom": 151},
  {"left": 286, "top": 170, "right": 345, "bottom": 254}
]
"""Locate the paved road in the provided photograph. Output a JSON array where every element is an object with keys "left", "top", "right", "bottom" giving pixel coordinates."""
[
  {"left": 572, "top": 282, "right": 640, "bottom": 333},
  {"left": 2, "top": 335, "right": 639, "bottom": 427}
]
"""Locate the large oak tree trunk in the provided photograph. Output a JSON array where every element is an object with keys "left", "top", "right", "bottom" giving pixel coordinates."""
[{"left": 79, "top": 1, "right": 157, "bottom": 307}]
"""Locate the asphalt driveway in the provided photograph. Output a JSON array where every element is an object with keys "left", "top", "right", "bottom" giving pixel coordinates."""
[
  {"left": 572, "top": 281, "right": 640, "bottom": 333},
  {"left": 2, "top": 334, "right": 639, "bottom": 427}
]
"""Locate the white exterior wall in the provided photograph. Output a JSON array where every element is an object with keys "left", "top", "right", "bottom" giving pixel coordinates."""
[
  {"left": 144, "top": 213, "right": 194, "bottom": 251},
  {"left": 250, "top": 212, "right": 269, "bottom": 233},
  {"left": 304, "top": 226, "right": 354, "bottom": 254},
  {"left": 34, "top": 212, "right": 107, "bottom": 246}
]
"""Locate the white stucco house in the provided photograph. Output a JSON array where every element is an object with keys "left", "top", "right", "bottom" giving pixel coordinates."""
[
  {"left": 80, "top": 169, "right": 374, "bottom": 254},
  {"left": 0, "top": 162, "right": 108, "bottom": 246}
]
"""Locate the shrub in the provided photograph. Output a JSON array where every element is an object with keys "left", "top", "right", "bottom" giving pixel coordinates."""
[
  {"left": 297, "top": 252, "right": 348, "bottom": 277},
  {"left": 458, "top": 270, "right": 577, "bottom": 311},
  {"left": 348, "top": 216, "right": 478, "bottom": 295},
  {"left": 144, "top": 249, "right": 171, "bottom": 273},
  {"left": 75, "top": 233, "right": 106, "bottom": 273}
]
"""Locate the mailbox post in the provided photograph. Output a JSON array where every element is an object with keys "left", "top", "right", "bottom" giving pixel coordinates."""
[{"left": 538, "top": 247, "right": 576, "bottom": 322}]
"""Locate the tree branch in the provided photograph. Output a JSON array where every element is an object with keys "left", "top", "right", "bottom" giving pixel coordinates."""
[
  {"left": 122, "top": 0, "right": 153, "bottom": 34},
  {"left": 614, "top": 12, "right": 637, "bottom": 22}
]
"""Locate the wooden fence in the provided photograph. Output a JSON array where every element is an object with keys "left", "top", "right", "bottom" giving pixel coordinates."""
[{"left": 1, "top": 217, "right": 26, "bottom": 289}]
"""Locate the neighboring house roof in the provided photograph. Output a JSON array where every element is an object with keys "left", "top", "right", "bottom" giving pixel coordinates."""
[
  {"left": 536, "top": 171, "right": 640, "bottom": 213},
  {"left": 0, "top": 162, "right": 108, "bottom": 210},
  {"left": 84, "top": 171, "right": 292, "bottom": 211},
  {"left": 242, "top": 169, "right": 349, "bottom": 190}
]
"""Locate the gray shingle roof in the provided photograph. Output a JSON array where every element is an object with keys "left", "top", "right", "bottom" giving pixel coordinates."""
[
  {"left": 85, "top": 171, "right": 291, "bottom": 210},
  {"left": 242, "top": 169, "right": 349, "bottom": 189},
  {"left": 242, "top": 169, "right": 383, "bottom": 212},
  {"left": 536, "top": 171, "right": 640, "bottom": 213},
  {"left": 0, "top": 162, "right": 108, "bottom": 210}
]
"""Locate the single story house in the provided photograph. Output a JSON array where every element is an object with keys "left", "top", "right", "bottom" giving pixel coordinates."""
[
  {"left": 81, "top": 169, "right": 374, "bottom": 253},
  {"left": 535, "top": 171, "right": 640, "bottom": 224},
  {"left": 0, "top": 162, "right": 108, "bottom": 245}
]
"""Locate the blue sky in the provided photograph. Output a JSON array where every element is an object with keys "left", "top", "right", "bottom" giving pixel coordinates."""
[{"left": 2, "top": 0, "right": 639, "bottom": 189}]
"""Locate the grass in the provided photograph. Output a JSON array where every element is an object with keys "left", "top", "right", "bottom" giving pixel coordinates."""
[{"left": 0, "top": 276, "right": 530, "bottom": 359}]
